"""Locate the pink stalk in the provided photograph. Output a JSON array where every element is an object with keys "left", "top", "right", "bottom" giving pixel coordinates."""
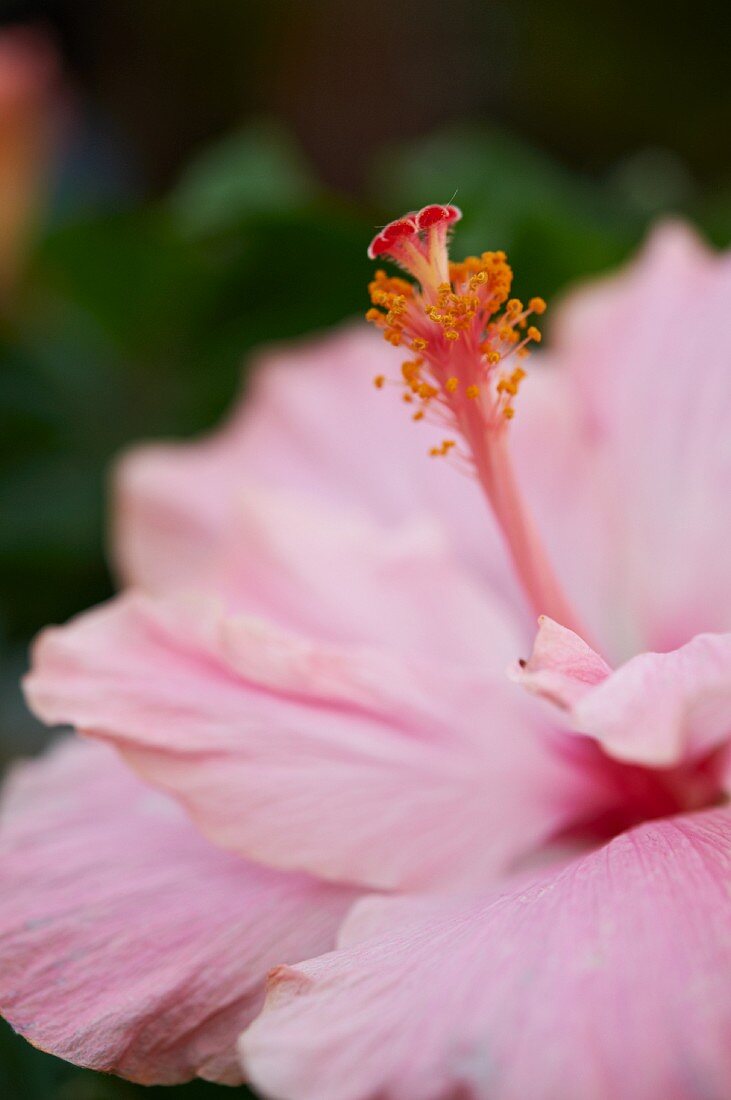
[
  {"left": 367, "top": 203, "right": 593, "bottom": 642},
  {"left": 469, "top": 421, "right": 587, "bottom": 635}
]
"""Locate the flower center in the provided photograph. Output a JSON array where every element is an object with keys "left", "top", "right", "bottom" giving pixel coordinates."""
[
  {"left": 367, "top": 204, "right": 585, "bottom": 636},
  {"left": 567, "top": 739, "right": 728, "bottom": 846}
]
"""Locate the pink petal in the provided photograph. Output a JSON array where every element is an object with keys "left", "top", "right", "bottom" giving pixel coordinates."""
[
  {"left": 212, "top": 483, "right": 524, "bottom": 667},
  {"left": 24, "top": 592, "right": 612, "bottom": 892},
  {"left": 517, "top": 617, "right": 731, "bottom": 767},
  {"left": 518, "top": 224, "right": 731, "bottom": 657},
  {"left": 0, "top": 737, "right": 356, "bottom": 1085},
  {"left": 113, "top": 325, "right": 526, "bottom": 617},
  {"left": 512, "top": 615, "right": 611, "bottom": 707},
  {"left": 242, "top": 809, "right": 731, "bottom": 1100}
]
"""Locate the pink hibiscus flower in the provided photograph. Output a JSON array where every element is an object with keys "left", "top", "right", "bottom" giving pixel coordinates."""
[{"left": 3, "top": 204, "right": 731, "bottom": 1100}]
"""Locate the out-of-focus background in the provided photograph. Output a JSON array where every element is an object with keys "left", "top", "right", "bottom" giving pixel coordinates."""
[{"left": 0, "top": 0, "right": 729, "bottom": 1095}]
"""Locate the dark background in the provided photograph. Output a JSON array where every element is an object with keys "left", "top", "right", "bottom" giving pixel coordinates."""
[
  {"left": 3, "top": 0, "right": 730, "bottom": 194},
  {"left": 0, "top": 0, "right": 730, "bottom": 1096}
]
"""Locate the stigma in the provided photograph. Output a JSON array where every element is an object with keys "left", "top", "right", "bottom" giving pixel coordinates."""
[
  {"left": 366, "top": 204, "right": 587, "bottom": 638},
  {"left": 366, "top": 204, "right": 546, "bottom": 463}
]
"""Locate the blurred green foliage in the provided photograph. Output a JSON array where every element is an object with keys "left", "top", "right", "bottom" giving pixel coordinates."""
[
  {"left": 1, "top": 121, "right": 370, "bottom": 669},
  {"left": 0, "top": 1018, "right": 238, "bottom": 1099},
  {"left": 1, "top": 118, "right": 730, "bottom": 1095}
]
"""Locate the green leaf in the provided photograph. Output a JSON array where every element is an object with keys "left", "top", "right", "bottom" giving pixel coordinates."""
[
  {"left": 34, "top": 209, "right": 207, "bottom": 359},
  {"left": 171, "top": 121, "right": 317, "bottom": 238}
]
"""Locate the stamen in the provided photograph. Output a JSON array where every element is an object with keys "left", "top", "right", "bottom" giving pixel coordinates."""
[{"left": 366, "top": 204, "right": 586, "bottom": 635}]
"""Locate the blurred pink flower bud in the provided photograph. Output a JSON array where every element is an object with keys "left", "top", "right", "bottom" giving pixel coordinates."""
[{"left": 0, "top": 25, "right": 61, "bottom": 300}]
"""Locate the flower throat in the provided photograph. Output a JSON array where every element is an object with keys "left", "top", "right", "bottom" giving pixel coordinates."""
[{"left": 366, "top": 204, "right": 585, "bottom": 636}]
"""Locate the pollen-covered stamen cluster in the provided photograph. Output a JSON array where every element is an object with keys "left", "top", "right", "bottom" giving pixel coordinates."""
[
  {"left": 367, "top": 205, "right": 546, "bottom": 463},
  {"left": 365, "top": 203, "right": 585, "bottom": 636}
]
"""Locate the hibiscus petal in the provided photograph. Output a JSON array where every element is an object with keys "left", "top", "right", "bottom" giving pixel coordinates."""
[
  {"left": 212, "top": 483, "right": 524, "bottom": 667},
  {"left": 242, "top": 809, "right": 731, "bottom": 1100},
  {"left": 522, "top": 224, "right": 731, "bottom": 657},
  {"left": 512, "top": 615, "right": 611, "bottom": 707},
  {"left": 113, "top": 325, "right": 525, "bottom": 614},
  {"left": 516, "top": 617, "right": 731, "bottom": 767},
  {"left": 23, "top": 592, "right": 611, "bottom": 892},
  {"left": 0, "top": 737, "right": 356, "bottom": 1085}
]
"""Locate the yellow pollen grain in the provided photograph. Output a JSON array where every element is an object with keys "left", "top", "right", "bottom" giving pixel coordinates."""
[
  {"left": 507, "top": 298, "right": 523, "bottom": 314},
  {"left": 466, "top": 385, "right": 480, "bottom": 399},
  {"left": 444, "top": 329, "right": 459, "bottom": 341},
  {"left": 411, "top": 338, "right": 428, "bottom": 351},
  {"left": 487, "top": 350, "right": 501, "bottom": 364},
  {"left": 373, "top": 375, "right": 385, "bottom": 389},
  {"left": 412, "top": 410, "right": 425, "bottom": 421},
  {"left": 445, "top": 377, "right": 459, "bottom": 392},
  {"left": 529, "top": 297, "right": 547, "bottom": 314},
  {"left": 429, "top": 438, "right": 457, "bottom": 458},
  {"left": 527, "top": 326, "right": 541, "bottom": 342},
  {"left": 504, "top": 406, "right": 515, "bottom": 419}
]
